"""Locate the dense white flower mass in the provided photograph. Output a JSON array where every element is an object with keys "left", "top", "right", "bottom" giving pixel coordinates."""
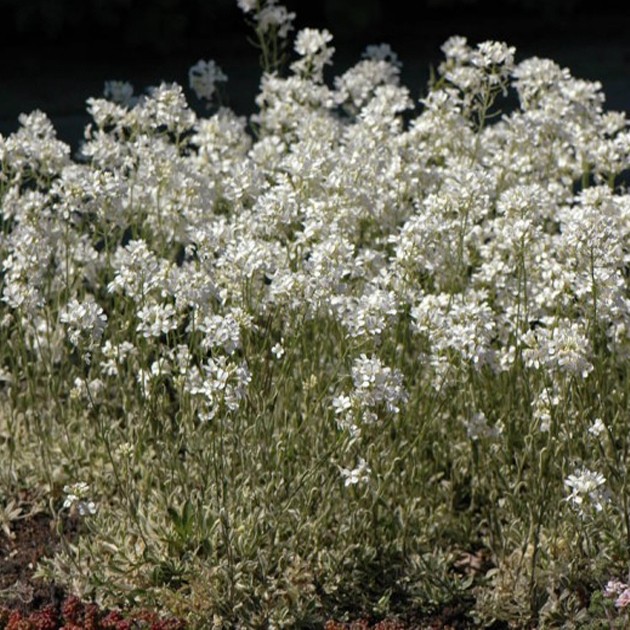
[
  {"left": 0, "top": 30, "right": 627, "bottom": 408},
  {"left": 1, "top": 32, "right": 627, "bottom": 349}
]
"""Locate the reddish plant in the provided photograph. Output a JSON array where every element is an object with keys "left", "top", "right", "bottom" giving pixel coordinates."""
[
  {"left": 27, "top": 606, "right": 58, "bottom": 630},
  {"left": 60, "top": 596, "right": 83, "bottom": 626}
]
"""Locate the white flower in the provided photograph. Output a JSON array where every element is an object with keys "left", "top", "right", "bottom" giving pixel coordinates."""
[
  {"left": 363, "top": 43, "right": 401, "bottom": 68},
  {"left": 108, "top": 240, "right": 171, "bottom": 300},
  {"left": 63, "top": 482, "right": 97, "bottom": 516},
  {"left": 143, "top": 82, "right": 196, "bottom": 133},
  {"left": 332, "top": 288, "right": 399, "bottom": 339},
  {"left": 332, "top": 394, "right": 352, "bottom": 415},
  {"left": 473, "top": 41, "right": 515, "bottom": 71},
  {"left": 70, "top": 377, "right": 104, "bottom": 406},
  {"left": 604, "top": 579, "right": 627, "bottom": 598},
  {"left": 411, "top": 291, "right": 496, "bottom": 371},
  {"left": 257, "top": 2, "right": 295, "bottom": 38},
  {"left": 291, "top": 28, "right": 335, "bottom": 81},
  {"left": 588, "top": 417, "right": 606, "bottom": 438},
  {"left": 441, "top": 36, "right": 471, "bottom": 63},
  {"left": 522, "top": 320, "right": 593, "bottom": 378},
  {"left": 115, "top": 442, "right": 134, "bottom": 459},
  {"left": 531, "top": 388, "right": 559, "bottom": 433},
  {"left": 340, "top": 457, "right": 371, "bottom": 486},
  {"left": 103, "top": 80, "right": 135, "bottom": 106},
  {"left": 189, "top": 60, "right": 228, "bottom": 103},
  {"left": 187, "top": 357, "right": 251, "bottom": 415},
  {"left": 294, "top": 28, "right": 333, "bottom": 57},
  {"left": 195, "top": 311, "right": 242, "bottom": 355},
  {"left": 464, "top": 411, "right": 502, "bottom": 441},
  {"left": 101, "top": 340, "right": 137, "bottom": 377},
  {"left": 334, "top": 59, "right": 400, "bottom": 110},
  {"left": 236, "top": 0, "right": 257, "bottom": 13},
  {"left": 564, "top": 467, "right": 608, "bottom": 515},
  {"left": 271, "top": 341, "right": 285, "bottom": 359}
]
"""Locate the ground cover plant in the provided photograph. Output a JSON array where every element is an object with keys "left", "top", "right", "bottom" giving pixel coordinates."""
[{"left": 1, "top": 0, "right": 630, "bottom": 627}]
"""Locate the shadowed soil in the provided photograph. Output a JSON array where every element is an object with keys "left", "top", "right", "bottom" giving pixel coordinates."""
[{"left": 0, "top": 511, "right": 71, "bottom": 615}]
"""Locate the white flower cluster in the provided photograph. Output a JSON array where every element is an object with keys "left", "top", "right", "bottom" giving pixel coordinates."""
[
  {"left": 564, "top": 467, "right": 609, "bottom": 516},
  {"left": 291, "top": 28, "right": 334, "bottom": 82},
  {"left": 330, "top": 288, "right": 399, "bottom": 339},
  {"left": 521, "top": 320, "right": 594, "bottom": 378},
  {"left": 104, "top": 80, "right": 135, "bottom": 107},
  {"left": 237, "top": 0, "right": 295, "bottom": 38},
  {"left": 188, "top": 59, "right": 227, "bottom": 104},
  {"left": 185, "top": 355, "right": 252, "bottom": 422},
  {"left": 339, "top": 457, "right": 371, "bottom": 487},
  {"left": 59, "top": 296, "right": 108, "bottom": 347},
  {"left": 411, "top": 290, "right": 496, "bottom": 374},
  {"left": 464, "top": 411, "right": 503, "bottom": 441},
  {"left": 530, "top": 387, "right": 560, "bottom": 433},
  {"left": 439, "top": 36, "right": 515, "bottom": 119},
  {"left": 333, "top": 355, "right": 407, "bottom": 437},
  {"left": 63, "top": 481, "right": 97, "bottom": 516}
]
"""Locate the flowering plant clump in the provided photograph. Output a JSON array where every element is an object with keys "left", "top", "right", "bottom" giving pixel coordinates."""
[{"left": 0, "top": 1, "right": 629, "bottom": 627}]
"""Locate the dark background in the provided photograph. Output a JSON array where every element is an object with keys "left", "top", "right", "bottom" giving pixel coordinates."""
[{"left": 1, "top": 0, "right": 629, "bottom": 149}]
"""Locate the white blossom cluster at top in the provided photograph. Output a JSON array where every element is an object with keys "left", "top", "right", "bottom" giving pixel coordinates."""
[{"left": 0, "top": 24, "right": 629, "bottom": 451}]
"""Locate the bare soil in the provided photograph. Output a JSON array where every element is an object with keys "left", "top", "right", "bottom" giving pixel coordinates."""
[{"left": 0, "top": 510, "right": 71, "bottom": 615}]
